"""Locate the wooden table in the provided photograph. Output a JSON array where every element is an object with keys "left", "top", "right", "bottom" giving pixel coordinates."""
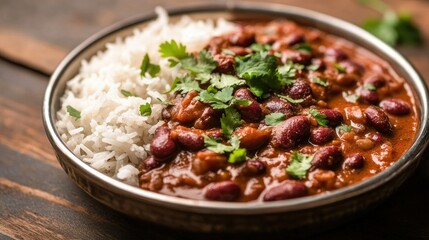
[{"left": 1, "top": 0, "right": 429, "bottom": 239}]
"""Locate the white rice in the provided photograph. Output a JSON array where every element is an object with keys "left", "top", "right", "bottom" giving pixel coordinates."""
[{"left": 56, "top": 7, "right": 237, "bottom": 186}]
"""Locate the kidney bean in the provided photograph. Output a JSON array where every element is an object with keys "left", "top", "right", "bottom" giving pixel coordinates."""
[
  {"left": 360, "top": 88, "right": 379, "bottom": 105},
  {"left": 229, "top": 28, "right": 255, "bottom": 47},
  {"left": 150, "top": 126, "right": 177, "bottom": 159},
  {"left": 204, "top": 181, "right": 241, "bottom": 201},
  {"left": 271, "top": 116, "right": 310, "bottom": 149},
  {"left": 336, "top": 74, "right": 357, "bottom": 87},
  {"left": 284, "top": 79, "right": 312, "bottom": 100},
  {"left": 365, "top": 106, "right": 393, "bottom": 135},
  {"left": 281, "top": 50, "right": 312, "bottom": 65},
  {"left": 272, "top": 33, "right": 305, "bottom": 50},
  {"left": 193, "top": 151, "right": 227, "bottom": 174},
  {"left": 206, "top": 36, "right": 229, "bottom": 54},
  {"left": 365, "top": 75, "right": 386, "bottom": 88},
  {"left": 319, "top": 109, "right": 343, "bottom": 127},
  {"left": 262, "top": 96, "right": 295, "bottom": 118},
  {"left": 344, "top": 154, "right": 365, "bottom": 169},
  {"left": 213, "top": 53, "right": 235, "bottom": 74},
  {"left": 311, "top": 146, "right": 343, "bottom": 170},
  {"left": 233, "top": 126, "right": 270, "bottom": 150},
  {"left": 325, "top": 48, "right": 348, "bottom": 61},
  {"left": 379, "top": 99, "right": 411, "bottom": 115},
  {"left": 310, "top": 127, "right": 335, "bottom": 145},
  {"left": 244, "top": 159, "right": 266, "bottom": 176},
  {"left": 310, "top": 58, "right": 326, "bottom": 71},
  {"left": 140, "top": 156, "right": 162, "bottom": 171},
  {"left": 175, "top": 91, "right": 207, "bottom": 124},
  {"left": 234, "top": 88, "right": 263, "bottom": 122},
  {"left": 194, "top": 107, "right": 221, "bottom": 129},
  {"left": 339, "top": 60, "right": 364, "bottom": 75},
  {"left": 263, "top": 180, "right": 308, "bottom": 202},
  {"left": 206, "top": 129, "right": 224, "bottom": 139},
  {"left": 177, "top": 131, "right": 204, "bottom": 151}
]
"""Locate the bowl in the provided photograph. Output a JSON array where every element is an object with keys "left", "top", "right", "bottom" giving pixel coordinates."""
[{"left": 42, "top": 2, "right": 429, "bottom": 233}]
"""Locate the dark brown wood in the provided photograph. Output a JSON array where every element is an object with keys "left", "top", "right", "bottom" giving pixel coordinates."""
[{"left": 0, "top": 0, "right": 428, "bottom": 239}]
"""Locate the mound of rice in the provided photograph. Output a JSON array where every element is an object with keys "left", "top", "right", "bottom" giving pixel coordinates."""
[{"left": 56, "top": 8, "right": 237, "bottom": 185}]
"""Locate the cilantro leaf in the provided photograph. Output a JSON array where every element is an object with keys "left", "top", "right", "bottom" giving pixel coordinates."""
[
  {"left": 276, "top": 94, "right": 305, "bottom": 104},
  {"left": 159, "top": 40, "right": 189, "bottom": 59},
  {"left": 220, "top": 107, "right": 242, "bottom": 139},
  {"left": 293, "top": 43, "right": 312, "bottom": 53},
  {"left": 228, "top": 148, "right": 247, "bottom": 164},
  {"left": 181, "top": 50, "right": 217, "bottom": 76},
  {"left": 286, "top": 152, "right": 313, "bottom": 179},
  {"left": 265, "top": 112, "right": 286, "bottom": 126},
  {"left": 139, "top": 103, "right": 152, "bottom": 116},
  {"left": 168, "top": 75, "right": 202, "bottom": 94},
  {"left": 210, "top": 74, "right": 246, "bottom": 89},
  {"left": 312, "top": 76, "right": 328, "bottom": 87},
  {"left": 203, "top": 135, "right": 241, "bottom": 154},
  {"left": 196, "top": 86, "right": 236, "bottom": 109},
  {"left": 120, "top": 89, "right": 134, "bottom": 97},
  {"left": 309, "top": 108, "right": 328, "bottom": 127},
  {"left": 140, "top": 53, "right": 160, "bottom": 77},
  {"left": 363, "top": 83, "right": 376, "bottom": 91},
  {"left": 276, "top": 61, "right": 297, "bottom": 86},
  {"left": 342, "top": 92, "right": 360, "bottom": 103},
  {"left": 156, "top": 97, "right": 173, "bottom": 105},
  {"left": 250, "top": 43, "right": 271, "bottom": 52},
  {"left": 66, "top": 105, "right": 81, "bottom": 120},
  {"left": 222, "top": 48, "right": 236, "bottom": 56},
  {"left": 334, "top": 63, "right": 346, "bottom": 73},
  {"left": 336, "top": 124, "right": 353, "bottom": 135},
  {"left": 164, "top": 77, "right": 181, "bottom": 94},
  {"left": 307, "top": 63, "right": 321, "bottom": 71}
]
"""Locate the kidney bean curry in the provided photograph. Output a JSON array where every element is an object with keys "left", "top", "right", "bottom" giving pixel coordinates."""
[{"left": 138, "top": 20, "right": 417, "bottom": 202}]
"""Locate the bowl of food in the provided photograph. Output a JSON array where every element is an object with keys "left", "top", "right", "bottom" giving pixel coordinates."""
[{"left": 43, "top": 2, "right": 429, "bottom": 233}]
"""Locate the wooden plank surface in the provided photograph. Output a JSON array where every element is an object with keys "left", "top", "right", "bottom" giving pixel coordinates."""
[{"left": 1, "top": 0, "right": 429, "bottom": 239}]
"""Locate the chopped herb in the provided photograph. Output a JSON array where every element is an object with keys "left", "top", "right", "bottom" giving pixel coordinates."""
[
  {"left": 250, "top": 43, "right": 271, "bottom": 52},
  {"left": 334, "top": 63, "right": 346, "bottom": 73},
  {"left": 293, "top": 43, "right": 312, "bottom": 53},
  {"left": 312, "top": 76, "right": 328, "bottom": 87},
  {"left": 220, "top": 107, "right": 243, "bottom": 139},
  {"left": 307, "top": 64, "right": 320, "bottom": 71},
  {"left": 228, "top": 148, "right": 247, "bottom": 164},
  {"left": 273, "top": 52, "right": 282, "bottom": 58},
  {"left": 309, "top": 108, "right": 328, "bottom": 127},
  {"left": 120, "top": 89, "right": 134, "bottom": 97},
  {"left": 358, "top": 0, "right": 422, "bottom": 46},
  {"left": 180, "top": 50, "right": 217, "bottom": 77},
  {"left": 203, "top": 135, "right": 240, "bottom": 154},
  {"left": 336, "top": 124, "right": 353, "bottom": 134},
  {"left": 196, "top": 86, "right": 233, "bottom": 109},
  {"left": 166, "top": 75, "right": 202, "bottom": 94},
  {"left": 159, "top": 40, "right": 189, "bottom": 60},
  {"left": 210, "top": 74, "right": 245, "bottom": 89},
  {"left": 276, "top": 94, "right": 305, "bottom": 104},
  {"left": 276, "top": 61, "right": 298, "bottom": 86},
  {"left": 139, "top": 103, "right": 152, "bottom": 116},
  {"left": 156, "top": 97, "right": 173, "bottom": 105},
  {"left": 342, "top": 92, "right": 360, "bottom": 103},
  {"left": 140, "top": 53, "right": 160, "bottom": 77},
  {"left": 286, "top": 152, "right": 313, "bottom": 179},
  {"left": 222, "top": 48, "right": 236, "bottom": 56},
  {"left": 265, "top": 112, "right": 286, "bottom": 126},
  {"left": 164, "top": 77, "right": 181, "bottom": 94},
  {"left": 363, "top": 83, "right": 377, "bottom": 91},
  {"left": 66, "top": 105, "right": 81, "bottom": 120}
]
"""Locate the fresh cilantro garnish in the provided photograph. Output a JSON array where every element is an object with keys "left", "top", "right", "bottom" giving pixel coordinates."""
[
  {"left": 222, "top": 48, "right": 236, "bottom": 56},
  {"left": 66, "top": 105, "right": 81, "bottom": 120},
  {"left": 210, "top": 74, "right": 246, "bottom": 89},
  {"left": 165, "top": 75, "right": 202, "bottom": 94},
  {"left": 159, "top": 40, "right": 189, "bottom": 60},
  {"left": 180, "top": 50, "right": 217, "bottom": 78},
  {"left": 228, "top": 148, "right": 247, "bottom": 164},
  {"left": 250, "top": 43, "right": 271, "bottom": 52},
  {"left": 307, "top": 63, "right": 320, "bottom": 71},
  {"left": 139, "top": 103, "right": 152, "bottom": 116},
  {"left": 363, "top": 83, "right": 377, "bottom": 91},
  {"left": 358, "top": 0, "right": 422, "bottom": 46},
  {"left": 221, "top": 107, "right": 243, "bottom": 139},
  {"left": 203, "top": 135, "right": 239, "bottom": 153},
  {"left": 276, "top": 94, "right": 305, "bottom": 104},
  {"left": 336, "top": 124, "right": 353, "bottom": 135},
  {"left": 235, "top": 52, "right": 278, "bottom": 97},
  {"left": 265, "top": 112, "right": 286, "bottom": 126},
  {"left": 286, "top": 152, "right": 313, "bottom": 179},
  {"left": 312, "top": 76, "right": 328, "bottom": 87},
  {"left": 334, "top": 63, "right": 346, "bottom": 73},
  {"left": 140, "top": 53, "right": 160, "bottom": 77},
  {"left": 293, "top": 43, "right": 312, "bottom": 53},
  {"left": 196, "top": 86, "right": 250, "bottom": 110},
  {"left": 309, "top": 108, "right": 328, "bottom": 127},
  {"left": 276, "top": 61, "right": 298, "bottom": 86},
  {"left": 342, "top": 92, "right": 360, "bottom": 103},
  {"left": 120, "top": 89, "right": 134, "bottom": 97},
  {"left": 156, "top": 97, "right": 173, "bottom": 105}
]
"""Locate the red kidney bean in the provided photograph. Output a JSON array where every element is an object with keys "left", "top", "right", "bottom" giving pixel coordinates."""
[
  {"left": 177, "top": 131, "right": 204, "bottom": 151},
  {"left": 311, "top": 146, "right": 343, "bottom": 170},
  {"left": 194, "top": 107, "right": 221, "bottom": 129},
  {"left": 365, "top": 75, "right": 386, "bottom": 88},
  {"left": 234, "top": 88, "right": 262, "bottom": 122},
  {"left": 204, "top": 181, "right": 241, "bottom": 201},
  {"left": 310, "top": 127, "right": 335, "bottom": 145},
  {"left": 344, "top": 154, "right": 365, "bottom": 169},
  {"left": 325, "top": 48, "right": 348, "bottom": 61},
  {"left": 379, "top": 99, "right": 411, "bottom": 115},
  {"left": 310, "top": 58, "right": 326, "bottom": 71},
  {"left": 234, "top": 126, "right": 271, "bottom": 150},
  {"left": 229, "top": 28, "right": 255, "bottom": 47},
  {"left": 272, "top": 33, "right": 305, "bottom": 50},
  {"left": 262, "top": 96, "right": 295, "bottom": 118},
  {"left": 150, "top": 126, "right": 177, "bottom": 159},
  {"left": 263, "top": 180, "right": 308, "bottom": 202},
  {"left": 360, "top": 88, "right": 379, "bottom": 105},
  {"left": 213, "top": 53, "right": 234, "bottom": 74},
  {"left": 281, "top": 50, "right": 312, "bottom": 65},
  {"left": 271, "top": 116, "right": 310, "bottom": 149},
  {"left": 339, "top": 60, "right": 364, "bottom": 75},
  {"left": 284, "top": 79, "right": 312, "bottom": 100},
  {"left": 319, "top": 109, "right": 343, "bottom": 127},
  {"left": 161, "top": 108, "right": 171, "bottom": 120},
  {"left": 365, "top": 106, "right": 393, "bottom": 135},
  {"left": 141, "top": 156, "right": 162, "bottom": 171},
  {"left": 244, "top": 159, "right": 266, "bottom": 176}
]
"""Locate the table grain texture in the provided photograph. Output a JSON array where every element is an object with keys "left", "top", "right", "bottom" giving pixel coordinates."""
[{"left": 1, "top": 0, "right": 429, "bottom": 239}]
